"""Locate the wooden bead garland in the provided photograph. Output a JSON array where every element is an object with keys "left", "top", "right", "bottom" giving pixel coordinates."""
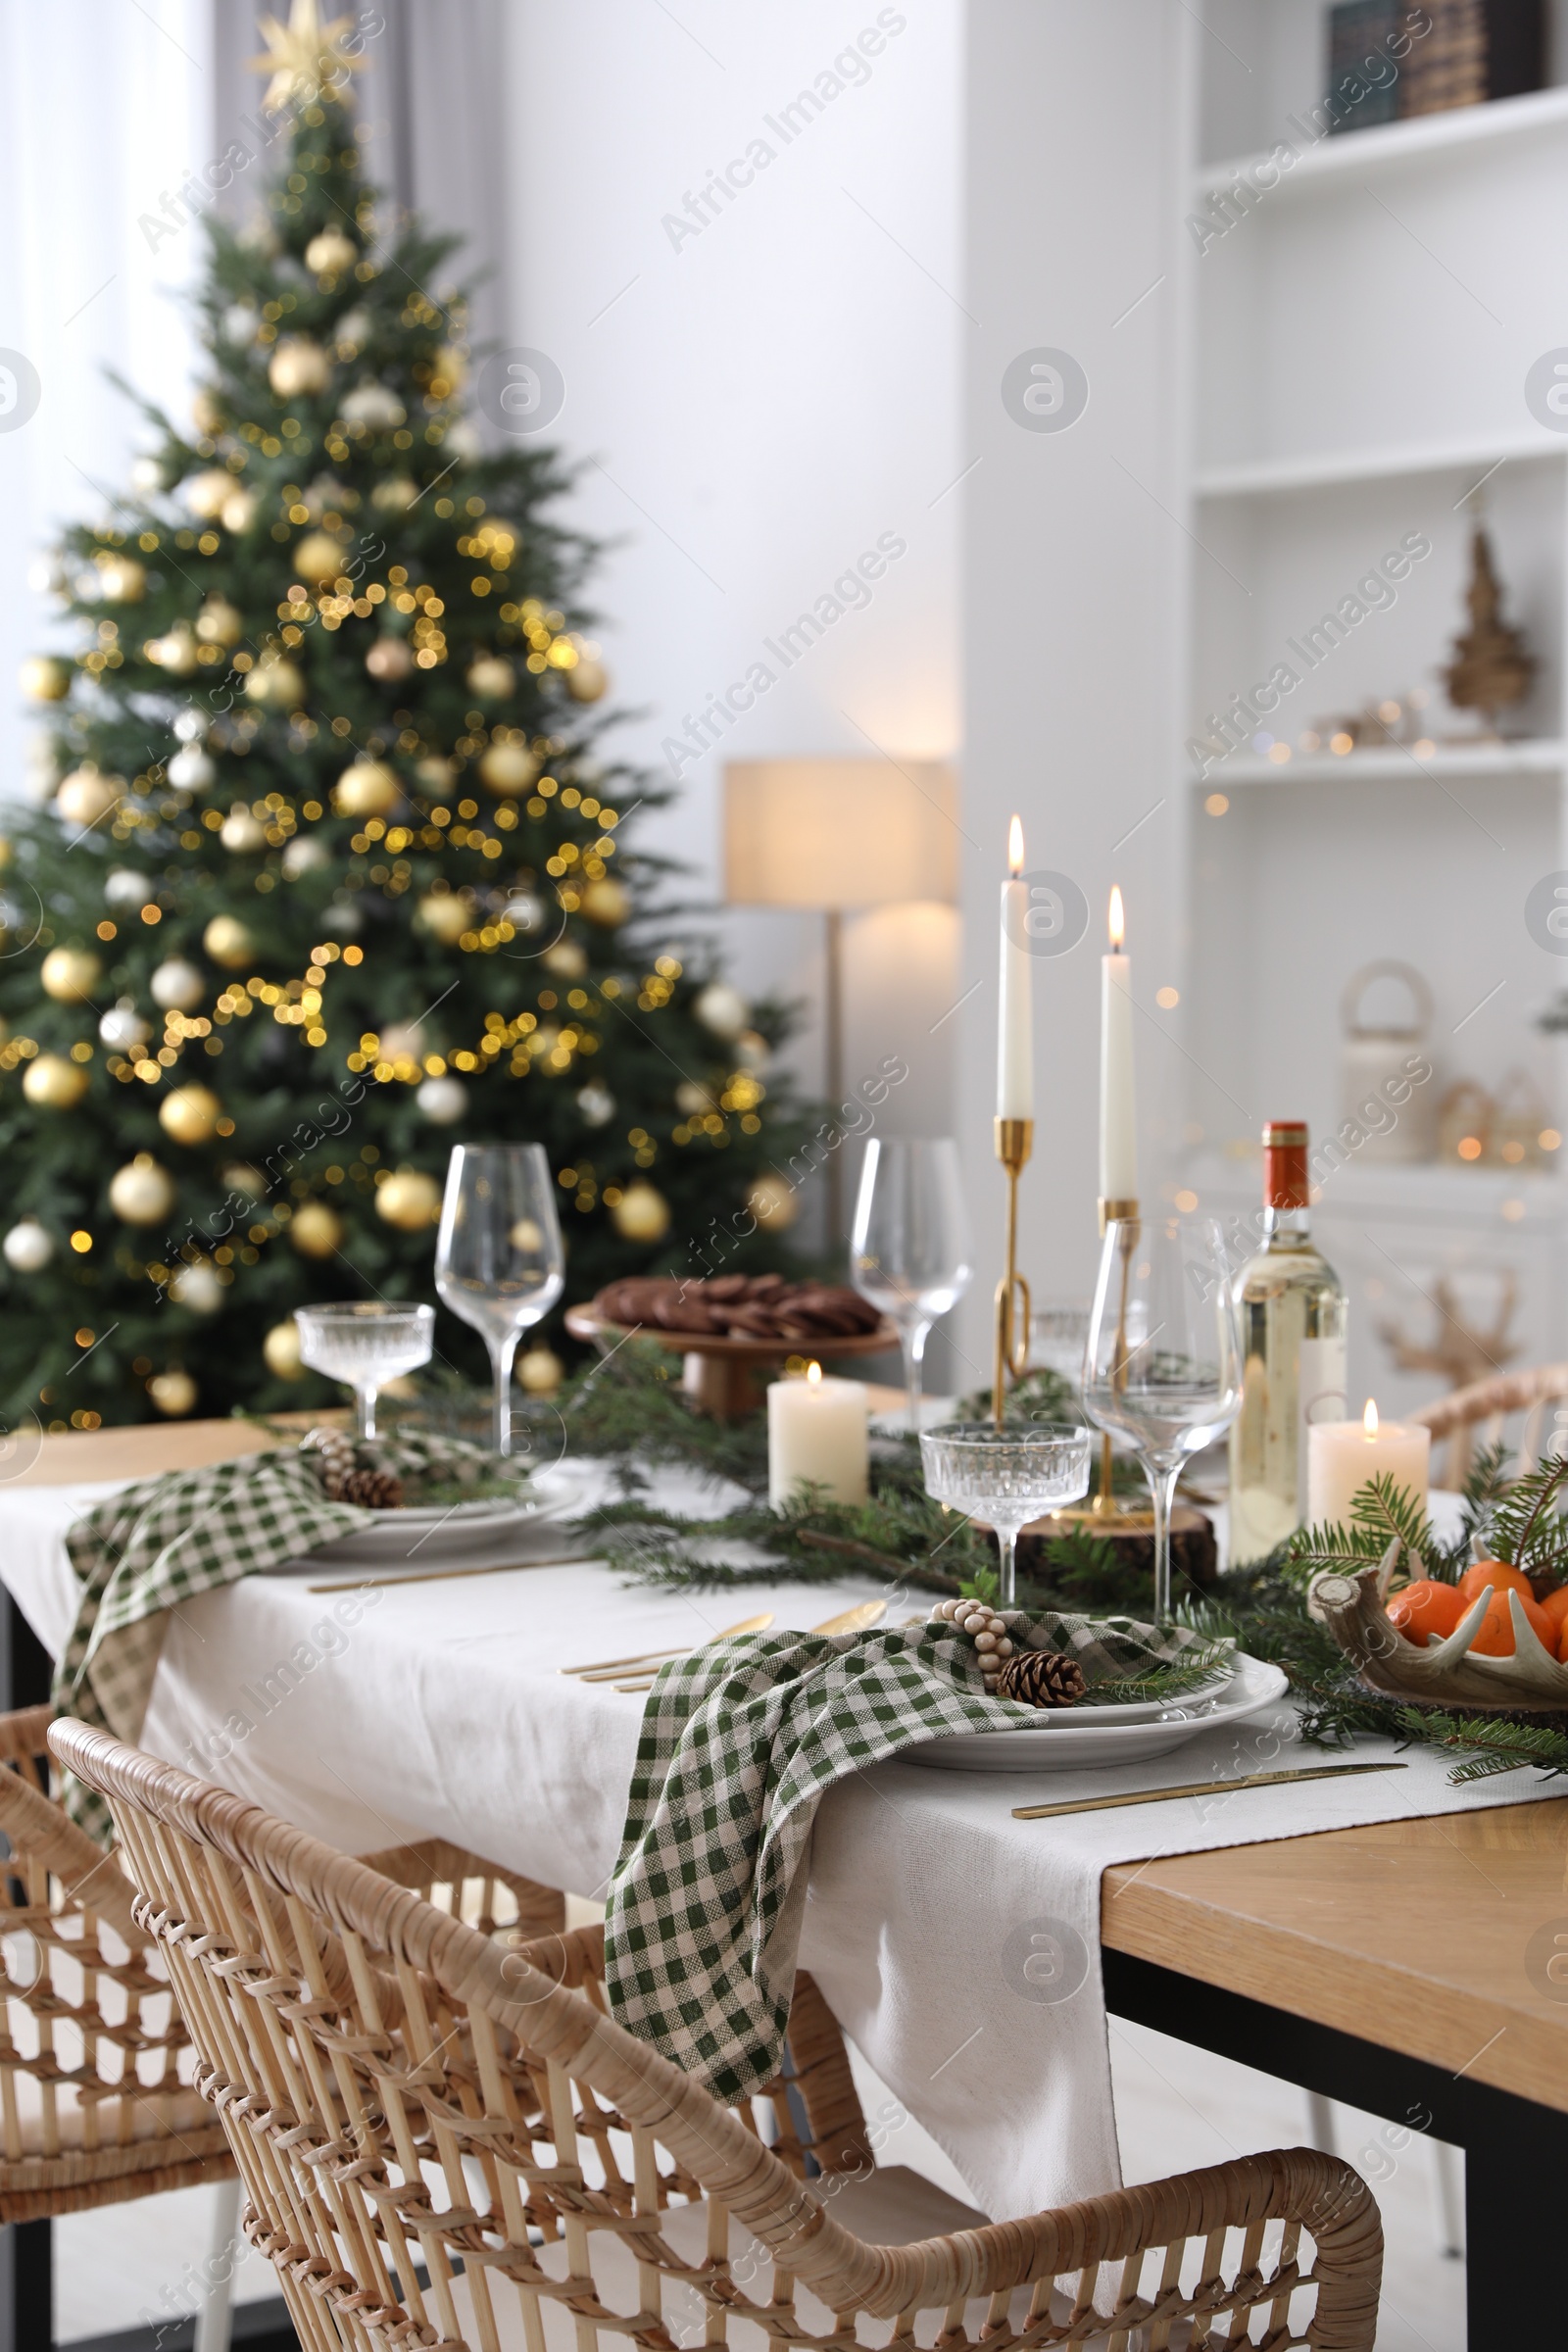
[{"left": 928, "top": 1595, "right": 1014, "bottom": 1688}]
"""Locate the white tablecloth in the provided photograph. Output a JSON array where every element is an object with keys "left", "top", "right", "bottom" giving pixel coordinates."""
[{"left": 3, "top": 1471, "right": 1555, "bottom": 2221}]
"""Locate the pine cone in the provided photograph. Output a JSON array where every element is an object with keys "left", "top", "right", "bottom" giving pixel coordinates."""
[
  {"left": 338, "top": 1465, "right": 405, "bottom": 1510},
  {"left": 996, "top": 1650, "right": 1086, "bottom": 1709}
]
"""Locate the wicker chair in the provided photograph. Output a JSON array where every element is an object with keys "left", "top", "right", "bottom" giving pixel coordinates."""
[
  {"left": 1411, "top": 1361, "right": 1568, "bottom": 1488},
  {"left": 0, "top": 1705, "right": 564, "bottom": 2350},
  {"left": 50, "top": 1716, "right": 1384, "bottom": 2352}
]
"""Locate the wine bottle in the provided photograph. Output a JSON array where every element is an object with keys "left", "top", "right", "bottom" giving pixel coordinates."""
[{"left": 1228, "top": 1121, "right": 1348, "bottom": 1563}]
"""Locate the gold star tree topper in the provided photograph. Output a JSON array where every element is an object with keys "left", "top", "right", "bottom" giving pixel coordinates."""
[{"left": 250, "top": 0, "right": 367, "bottom": 111}]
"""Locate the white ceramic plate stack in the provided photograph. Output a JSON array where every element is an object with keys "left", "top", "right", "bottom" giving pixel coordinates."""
[
  {"left": 298, "top": 1458, "right": 598, "bottom": 1569},
  {"left": 906, "top": 1652, "right": 1289, "bottom": 1771}
]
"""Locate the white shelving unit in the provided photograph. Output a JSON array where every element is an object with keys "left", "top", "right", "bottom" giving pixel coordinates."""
[{"left": 1171, "top": 0, "right": 1568, "bottom": 1420}]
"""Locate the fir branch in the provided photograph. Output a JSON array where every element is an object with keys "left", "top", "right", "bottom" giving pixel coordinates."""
[
  {"left": 1484, "top": 1454, "right": 1568, "bottom": 1579},
  {"left": 1393, "top": 1706, "right": 1568, "bottom": 1784},
  {"left": 1284, "top": 1476, "right": 1440, "bottom": 1586}
]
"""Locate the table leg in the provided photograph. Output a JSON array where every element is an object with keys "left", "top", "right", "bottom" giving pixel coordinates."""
[
  {"left": 1103, "top": 1948, "right": 1568, "bottom": 2345},
  {"left": 0, "top": 1593, "right": 52, "bottom": 2346}
]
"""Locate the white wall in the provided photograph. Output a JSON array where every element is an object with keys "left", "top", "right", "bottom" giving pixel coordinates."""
[{"left": 501, "top": 0, "right": 965, "bottom": 1177}]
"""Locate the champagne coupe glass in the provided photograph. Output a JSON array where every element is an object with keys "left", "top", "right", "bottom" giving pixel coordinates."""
[
  {"left": 1082, "top": 1214, "right": 1243, "bottom": 1621},
  {"left": 851, "top": 1139, "right": 973, "bottom": 1433},
  {"left": 920, "top": 1422, "right": 1092, "bottom": 1607},
  {"left": 435, "top": 1145, "right": 565, "bottom": 1455},
  {"left": 295, "top": 1301, "right": 434, "bottom": 1443}
]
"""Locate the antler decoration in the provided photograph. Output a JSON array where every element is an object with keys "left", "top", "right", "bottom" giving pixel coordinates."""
[{"left": 1314, "top": 1541, "right": 1568, "bottom": 1711}]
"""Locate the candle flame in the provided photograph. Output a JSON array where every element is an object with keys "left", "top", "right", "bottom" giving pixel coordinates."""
[
  {"left": 1107, "top": 886, "right": 1125, "bottom": 951},
  {"left": 807, "top": 1360, "right": 822, "bottom": 1388},
  {"left": 1007, "top": 814, "right": 1024, "bottom": 876},
  {"left": 1363, "top": 1398, "right": 1379, "bottom": 1438}
]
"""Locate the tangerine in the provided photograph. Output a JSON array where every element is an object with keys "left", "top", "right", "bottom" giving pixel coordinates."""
[
  {"left": 1539, "top": 1585, "right": 1568, "bottom": 1637},
  {"left": 1456, "top": 1558, "right": 1535, "bottom": 1606},
  {"left": 1386, "top": 1580, "right": 1464, "bottom": 1645},
  {"left": 1468, "top": 1588, "right": 1554, "bottom": 1657}
]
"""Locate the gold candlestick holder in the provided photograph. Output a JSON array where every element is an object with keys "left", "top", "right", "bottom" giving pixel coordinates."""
[
  {"left": 1051, "top": 1194, "right": 1153, "bottom": 1526},
  {"left": 992, "top": 1117, "right": 1034, "bottom": 1429}
]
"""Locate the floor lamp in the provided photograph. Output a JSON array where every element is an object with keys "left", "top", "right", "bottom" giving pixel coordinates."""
[{"left": 722, "top": 757, "right": 957, "bottom": 1241}]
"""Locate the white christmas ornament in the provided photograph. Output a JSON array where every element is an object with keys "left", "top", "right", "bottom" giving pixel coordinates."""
[
  {"left": 127, "top": 457, "right": 165, "bottom": 498},
  {"left": 445, "top": 420, "right": 482, "bottom": 462},
  {"left": 577, "top": 1083, "right": 615, "bottom": 1127},
  {"left": 172, "top": 708, "right": 208, "bottom": 743},
  {"left": 281, "top": 835, "right": 328, "bottom": 878},
  {"left": 104, "top": 870, "right": 154, "bottom": 910},
  {"left": 504, "top": 892, "right": 546, "bottom": 934},
  {"left": 184, "top": 469, "right": 232, "bottom": 519},
  {"left": 222, "top": 302, "right": 260, "bottom": 345},
  {"left": 379, "top": 1022, "right": 425, "bottom": 1060},
  {"left": 109, "top": 1156, "right": 176, "bottom": 1225},
  {"left": 170, "top": 1259, "right": 224, "bottom": 1313},
  {"left": 151, "top": 956, "right": 205, "bottom": 1012},
  {"left": 168, "top": 745, "right": 215, "bottom": 791},
  {"left": 416, "top": 1075, "right": 467, "bottom": 1125},
  {"left": 220, "top": 805, "right": 267, "bottom": 853},
  {"left": 341, "top": 381, "right": 405, "bottom": 430},
  {"left": 99, "top": 999, "right": 151, "bottom": 1051},
  {"left": 333, "top": 308, "right": 371, "bottom": 354},
  {"left": 329, "top": 895, "right": 364, "bottom": 935},
  {"left": 694, "top": 982, "right": 749, "bottom": 1040},
  {"left": 3, "top": 1220, "right": 53, "bottom": 1272}
]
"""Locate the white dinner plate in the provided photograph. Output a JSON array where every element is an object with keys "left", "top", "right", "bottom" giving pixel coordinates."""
[
  {"left": 300, "top": 1458, "right": 597, "bottom": 1568},
  {"left": 905, "top": 1652, "right": 1290, "bottom": 1771}
]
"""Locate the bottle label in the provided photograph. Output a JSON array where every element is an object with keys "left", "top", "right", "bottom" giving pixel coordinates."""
[{"left": 1298, "top": 1337, "right": 1348, "bottom": 1508}]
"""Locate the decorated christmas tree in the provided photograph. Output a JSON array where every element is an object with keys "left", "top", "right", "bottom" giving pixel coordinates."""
[{"left": 0, "top": 5, "right": 807, "bottom": 1432}]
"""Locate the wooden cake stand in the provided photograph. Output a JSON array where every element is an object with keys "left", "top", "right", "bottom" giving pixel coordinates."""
[{"left": 564, "top": 1303, "right": 899, "bottom": 1418}]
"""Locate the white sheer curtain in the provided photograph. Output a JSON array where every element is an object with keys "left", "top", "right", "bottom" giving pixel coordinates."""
[{"left": 0, "top": 0, "right": 214, "bottom": 802}]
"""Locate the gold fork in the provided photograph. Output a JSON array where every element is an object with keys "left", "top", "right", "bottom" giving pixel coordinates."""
[
  {"left": 564, "top": 1613, "right": 775, "bottom": 1681},
  {"left": 612, "top": 1598, "right": 887, "bottom": 1691}
]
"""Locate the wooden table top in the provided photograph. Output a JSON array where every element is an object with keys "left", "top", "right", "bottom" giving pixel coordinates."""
[{"left": 18, "top": 1416, "right": 1568, "bottom": 2115}]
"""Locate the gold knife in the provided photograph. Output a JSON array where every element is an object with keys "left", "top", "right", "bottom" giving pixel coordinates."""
[{"left": 1011, "top": 1760, "right": 1406, "bottom": 1821}]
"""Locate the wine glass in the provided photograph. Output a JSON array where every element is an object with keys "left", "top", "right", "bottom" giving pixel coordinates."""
[
  {"left": 435, "top": 1145, "right": 565, "bottom": 1455},
  {"left": 294, "top": 1301, "right": 434, "bottom": 1443},
  {"left": 851, "top": 1139, "right": 973, "bottom": 1433},
  {"left": 920, "top": 1422, "right": 1092, "bottom": 1606},
  {"left": 1082, "top": 1214, "right": 1243, "bottom": 1621}
]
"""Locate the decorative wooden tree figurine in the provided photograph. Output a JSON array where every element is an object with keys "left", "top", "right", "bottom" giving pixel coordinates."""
[{"left": 1444, "top": 522, "right": 1535, "bottom": 732}]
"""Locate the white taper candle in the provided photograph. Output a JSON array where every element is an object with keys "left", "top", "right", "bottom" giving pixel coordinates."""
[
  {"left": 997, "top": 813, "right": 1033, "bottom": 1120},
  {"left": 1099, "top": 885, "right": 1137, "bottom": 1200}
]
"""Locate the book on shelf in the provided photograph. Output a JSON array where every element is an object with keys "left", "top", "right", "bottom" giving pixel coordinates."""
[{"left": 1325, "top": 0, "right": 1542, "bottom": 135}]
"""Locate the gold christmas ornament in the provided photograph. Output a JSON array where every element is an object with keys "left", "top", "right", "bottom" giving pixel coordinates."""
[
  {"left": 517, "top": 1345, "right": 564, "bottom": 1396},
  {"left": 289, "top": 1200, "right": 343, "bottom": 1258},
  {"left": 269, "top": 337, "right": 332, "bottom": 399},
  {"left": 416, "top": 755, "right": 455, "bottom": 794},
  {"left": 148, "top": 1368, "right": 198, "bottom": 1417},
  {"left": 565, "top": 655, "right": 609, "bottom": 704},
  {"left": 145, "top": 625, "right": 199, "bottom": 674},
  {"left": 747, "top": 1172, "right": 798, "bottom": 1232},
  {"left": 159, "top": 1083, "right": 223, "bottom": 1146},
  {"left": 580, "top": 876, "right": 629, "bottom": 927},
  {"left": 294, "top": 530, "right": 344, "bottom": 585},
  {"left": 612, "top": 1180, "right": 670, "bottom": 1244},
  {"left": 370, "top": 475, "right": 417, "bottom": 513},
  {"left": 220, "top": 1161, "right": 266, "bottom": 1197},
  {"left": 184, "top": 469, "right": 233, "bottom": 520},
  {"left": 375, "top": 1167, "right": 442, "bottom": 1232},
  {"left": 151, "top": 957, "right": 205, "bottom": 1012},
  {"left": 40, "top": 947, "right": 101, "bottom": 1003},
  {"left": 244, "top": 655, "right": 304, "bottom": 708},
  {"left": 466, "top": 656, "right": 514, "bottom": 700},
  {"left": 109, "top": 1155, "right": 176, "bottom": 1224},
  {"left": 263, "top": 1318, "right": 304, "bottom": 1379},
  {"left": 220, "top": 804, "right": 267, "bottom": 853},
  {"left": 431, "top": 345, "right": 467, "bottom": 393},
  {"left": 695, "top": 982, "right": 749, "bottom": 1039},
  {"left": 477, "top": 740, "right": 538, "bottom": 796},
  {"left": 23, "top": 1055, "right": 89, "bottom": 1110},
  {"left": 305, "top": 226, "right": 357, "bottom": 277},
  {"left": 191, "top": 386, "right": 225, "bottom": 438},
  {"left": 56, "top": 768, "right": 122, "bottom": 827},
  {"left": 203, "top": 914, "right": 255, "bottom": 969},
  {"left": 196, "top": 596, "right": 244, "bottom": 647},
  {"left": 543, "top": 940, "right": 588, "bottom": 980},
  {"left": 249, "top": 0, "right": 368, "bottom": 110},
  {"left": 334, "top": 759, "right": 399, "bottom": 816},
  {"left": 20, "top": 657, "right": 70, "bottom": 703},
  {"left": 97, "top": 555, "right": 146, "bottom": 602},
  {"left": 365, "top": 636, "right": 413, "bottom": 682},
  {"left": 221, "top": 486, "right": 258, "bottom": 534},
  {"left": 416, "top": 892, "right": 468, "bottom": 944}
]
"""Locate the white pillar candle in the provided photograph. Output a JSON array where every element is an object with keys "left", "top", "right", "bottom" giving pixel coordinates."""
[
  {"left": 1306, "top": 1399, "right": 1430, "bottom": 1532},
  {"left": 1099, "top": 886, "right": 1137, "bottom": 1200},
  {"left": 767, "top": 1362, "right": 869, "bottom": 1510},
  {"left": 997, "top": 813, "right": 1033, "bottom": 1119}
]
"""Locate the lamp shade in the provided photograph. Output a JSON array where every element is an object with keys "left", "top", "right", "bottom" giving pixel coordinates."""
[{"left": 723, "top": 758, "right": 957, "bottom": 910}]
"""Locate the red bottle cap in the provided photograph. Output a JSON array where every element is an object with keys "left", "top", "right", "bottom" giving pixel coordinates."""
[{"left": 1262, "top": 1121, "right": 1309, "bottom": 1210}]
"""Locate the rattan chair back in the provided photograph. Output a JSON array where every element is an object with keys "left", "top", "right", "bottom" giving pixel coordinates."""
[
  {"left": 51, "top": 1715, "right": 1382, "bottom": 2351},
  {"left": 1412, "top": 1360, "right": 1568, "bottom": 1487}
]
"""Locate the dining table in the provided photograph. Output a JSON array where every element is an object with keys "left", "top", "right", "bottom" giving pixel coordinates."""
[{"left": 3, "top": 1412, "right": 1567, "bottom": 2350}]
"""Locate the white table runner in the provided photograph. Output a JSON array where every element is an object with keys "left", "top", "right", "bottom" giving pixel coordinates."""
[{"left": 2, "top": 1469, "right": 1555, "bottom": 2221}]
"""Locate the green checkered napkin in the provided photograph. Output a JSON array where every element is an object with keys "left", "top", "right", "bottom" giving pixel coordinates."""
[
  {"left": 55, "top": 1430, "right": 495, "bottom": 1840},
  {"left": 606, "top": 1610, "right": 1219, "bottom": 2100}
]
